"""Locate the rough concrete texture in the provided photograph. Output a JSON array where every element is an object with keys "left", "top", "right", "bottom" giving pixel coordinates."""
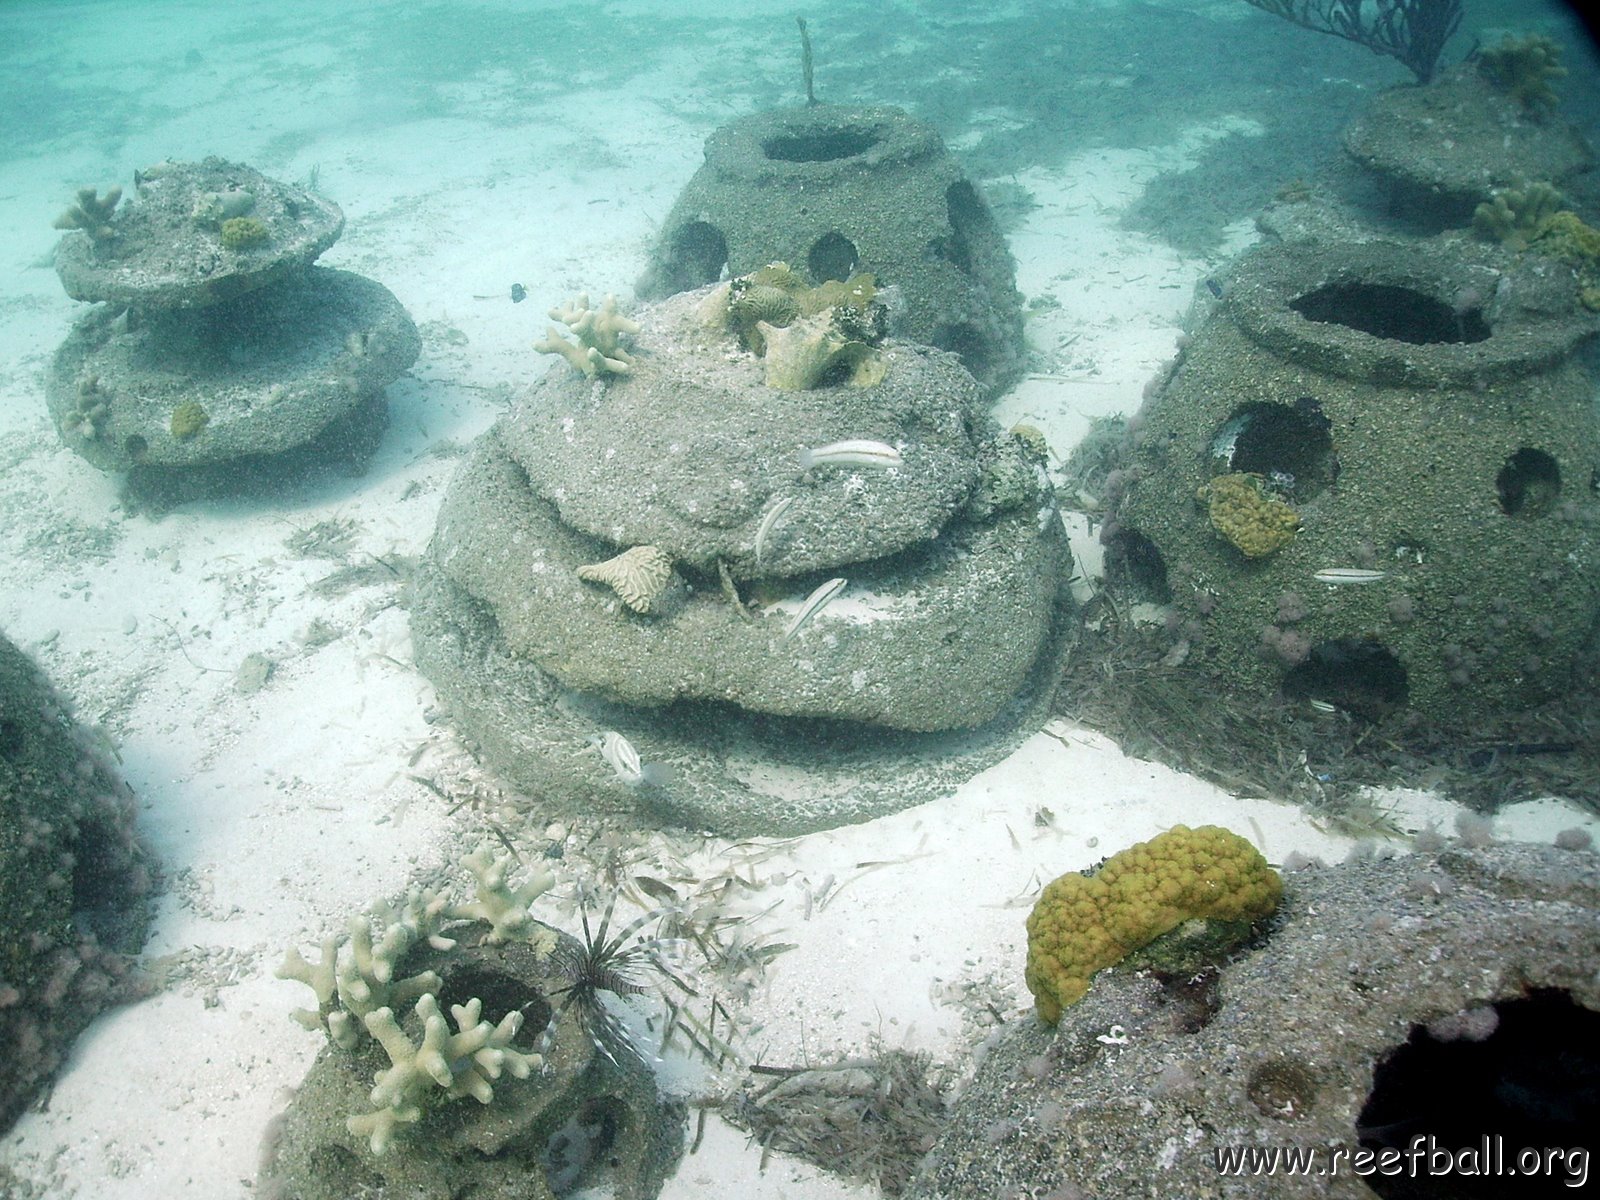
[
  {"left": 908, "top": 839, "right": 1600, "bottom": 1200},
  {"left": 502, "top": 290, "right": 989, "bottom": 578},
  {"left": 409, "top": 508, "right": 1074, "bottom": 837},
  {"left": 258, "top": 924, "right": 683, "bottom": 1200},
  {"left": 425, "top": 285, "right": 1070, "bottom": 733},
  {"left": 636, "top": 105, "right": 1025, "bottom": 397},
  {"left": 433, "top": 427, "right": 1062, "bottom": 729},
  {"left": 46, "top": 267, "right": 418, "bottom": 471},
  {"left": 53, "top": 156, "right": 345, "bottom": 309},
  {"left": 0, "top": 631, "right": 153, "bottom": 1134},
  {"left": 1343, "top": 63, "right": 1594, "bottom": 230},
  {"left": 1115, "top": 236, "right": 1600, "bottom": 721}
]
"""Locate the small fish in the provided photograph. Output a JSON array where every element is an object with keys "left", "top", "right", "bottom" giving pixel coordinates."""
[
  {"left": 797, "top": 439, "right": 902, "bottom": 470},
  {"left": 754, "top": 495, "right": 796, "bottom": 565},
  {"left": 591, "top": 730, "right": 672, "bottom": 788},
  {"left": 782, "top": 577, "right": 847, "bottom": 642},
  {"left": 1313, "top": 568, "right": 1388, "bottom": 585}
]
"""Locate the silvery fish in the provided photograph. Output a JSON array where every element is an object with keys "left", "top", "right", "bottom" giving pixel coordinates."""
[
  {"left": 782, "top": 577, "right": 847, "bottom": 642},
  {"left": 1313, "top": 568, "right": 1388, "bottom": 585},
  {"left": 591, "top": 731, "right": 672, "bottom": 788},
  {"left": 797, "top": 439, "right": 902, "bottom": 470},
  {"left": 754, "top": 495, "right": 796, "bottom": 565}
]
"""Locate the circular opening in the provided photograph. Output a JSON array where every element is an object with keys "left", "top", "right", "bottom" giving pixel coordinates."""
[
  {"left": 939, "top": 180, "right": 994, "bottom": 274},
  {"left": 123, "top": 434, "right": 148, "bottom": 459},
  {"left": 762, "top": 125, "right": 881, "bottom": 163},
  {"left": 1496, "top": 448, "right": 1561, "bottom": 517},
  {"left": 1105, "top": 527, "right": 1171, "bottom": 604},
  {"left": 1290, "top": 283, "right": 1490, "bottom": 345},
  {"left": 1208, "top": 399, "right": 1337, "bottom": 501},
  {"left": 1358, "top": 990, "right": 1598, "bottom": 1197},
  {"left": 807, "top": 231, "right": 859, "bottom": 283},
  {"left": 437, "top": 966, "right": 552, "bottom": 1052},
  {"left": 931, "top": 321, "right": 992, "bottom": 382},
  {"left": 661, "top": 221, "right": 728, "bottom": 293},
  {"left": 1282, "top": 638, "right": 1408, "bottom": 718}
]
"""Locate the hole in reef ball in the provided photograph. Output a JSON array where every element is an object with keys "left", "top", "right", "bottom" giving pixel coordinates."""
[
  {"left": 807, "top": 230, "right": 860, "bottom": 283},
  {"left": 436, "top": 966, "right": 552, "bottom": 1053},
  {"left": 1281, "top": 638, "right": 1408, "bottom": 718},
  {"left": 1496, "top": 448, "right": 1561, "bottom": 518},
  {"left": 1357, "top": 990, "right": 1600, "bottom": 1198},
  {"left": 1290, "top": 282, "right": 1490, "bottom": 344},
  {"left": 761, "top": 124, "right": 881, "bottom": 163},
  {"left": 661, "top": 221, "right": 728, "bottom": 293},
  {"left": 1207, "top": 399, "right": 1336, "bottom": 502},
  {"left": 1104, "top": 527, "right": 1171, "bottom": 604}
]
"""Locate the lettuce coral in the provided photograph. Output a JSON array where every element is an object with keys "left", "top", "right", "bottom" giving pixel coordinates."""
[{"left": 1024, "top": 824, "right": 1281, "bottom": 1024}]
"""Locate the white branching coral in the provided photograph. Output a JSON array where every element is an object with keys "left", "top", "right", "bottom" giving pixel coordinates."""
[
  {"left": 446, "top": 845, "right": 555, "bottom": 944},
  {"left": 278, "top": 888, "right": 452, "bottom": 1050},
  {"left": 533, "top": 292, "right": 639, "bottom": 376},
  {"left": 348, "top": 994, "right": 540, "bottom": 1155},
  {"left": 277, "top": 845, "right": 557, "bottom": 1153},
  {"left": 575, "top": 545, "right": 677, "bottom": 615}
]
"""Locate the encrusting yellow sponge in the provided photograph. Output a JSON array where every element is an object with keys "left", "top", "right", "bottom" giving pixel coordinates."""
[{"left": 1024, "top": 824, "right": 1281, "bottom": 1025}]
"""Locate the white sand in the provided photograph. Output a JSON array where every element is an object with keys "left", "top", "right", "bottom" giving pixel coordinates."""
[{"left": 1, "top": 5, "right": 1596, "bottom": 1197}]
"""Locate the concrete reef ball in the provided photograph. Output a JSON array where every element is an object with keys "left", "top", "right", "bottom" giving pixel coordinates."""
[
  {"left": 636, "top": 104, "right": 1025, "bottom": 397},
  {"left": 0, "top": 631, "right": 153, "bottom": 1134},
  {"left": 1114, "top": 236, "right": 1600, "bottom": 720}
]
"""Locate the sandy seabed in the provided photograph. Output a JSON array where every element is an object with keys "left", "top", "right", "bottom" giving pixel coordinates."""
[{"left": 1, "top": 2, "right": 1597, "bottom": 1196}]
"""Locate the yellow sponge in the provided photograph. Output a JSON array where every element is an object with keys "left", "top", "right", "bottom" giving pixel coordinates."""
[{"left": 1024, "top": 824, "right": 1281, "bottom": 1024}]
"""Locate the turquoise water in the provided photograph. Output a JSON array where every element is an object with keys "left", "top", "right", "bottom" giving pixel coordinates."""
[{"left": 1, "top": 1, "right": 1596, "bottom": 1196}]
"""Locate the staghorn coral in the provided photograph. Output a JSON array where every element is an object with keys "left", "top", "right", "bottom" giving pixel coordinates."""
[
  {"left": 448, "top": 844, "right": 555, "bottom": 943},
  {"left": 277, "top": 845, "right": 555, "bottom": 1155},
  {"left": 61, "top": 374, "right": 110, "bottom": 440},
  {"left": 52, "top": 185, "right": 122, "bottom": 243},
  {"left": 533, "top": 292, "right": 639, "bottom": 377},
  {"left": 1024, "top": 824, "right": 1281, "bottom": 1025},
  {"left": 349, "top": 994, "right": 539, "bottom": 1155},
  {"left": 1477, "top": 33, "right": 1566, "bottom": 113},
  {"left": 575, "top": 544, "right": 677, "bottom": 614},
  {"left": 1197, "top": 472, "right": 1300, "bottom": 558}
]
